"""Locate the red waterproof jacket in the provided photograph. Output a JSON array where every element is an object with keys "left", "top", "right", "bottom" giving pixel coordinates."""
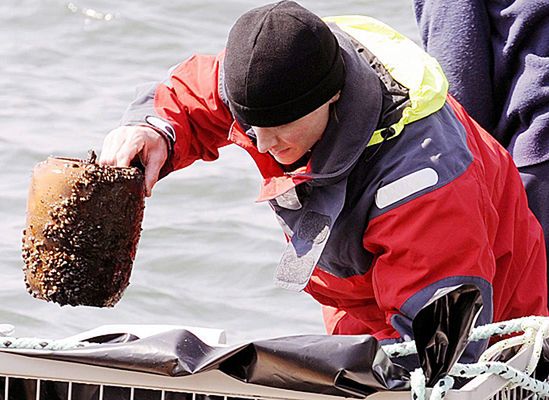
[{"left": 120, "top": 28, "right": 548, "bottom": 359}]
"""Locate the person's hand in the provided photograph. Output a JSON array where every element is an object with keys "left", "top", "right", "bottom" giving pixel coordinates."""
[{"left": 100, "top": 126, "right": 168, "bottom": 197}]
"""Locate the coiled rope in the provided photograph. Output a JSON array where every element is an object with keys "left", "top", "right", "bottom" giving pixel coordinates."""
[{"left": 382, "top": 316, "right": 549, "bottom": 400}]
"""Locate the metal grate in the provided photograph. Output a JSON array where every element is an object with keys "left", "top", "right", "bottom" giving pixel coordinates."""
[
  {"left": 1, "top": 344, "right": 547, "bottom": 400},
  {"left": 0, "top": 376, "right": 273, "bottom": 400},
  {"left": 2, "top": 375, "right": 548, "bottom": 400},
  {"left": 488, "top": 386, "right": 540, "bottom": 400}
]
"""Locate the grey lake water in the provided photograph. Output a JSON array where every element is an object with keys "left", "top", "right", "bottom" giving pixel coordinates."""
[{"left": 0, "top": 0, "right": 419, "bottom": 343}]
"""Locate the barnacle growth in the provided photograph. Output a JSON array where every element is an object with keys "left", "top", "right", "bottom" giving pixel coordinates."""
[{"left": 22, "top": 152, "right": 145, "bottom": 307}]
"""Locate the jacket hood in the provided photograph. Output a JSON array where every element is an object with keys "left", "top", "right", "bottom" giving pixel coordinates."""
[{"left": 303, "top": 26, "right": 383, "bottom": 185}]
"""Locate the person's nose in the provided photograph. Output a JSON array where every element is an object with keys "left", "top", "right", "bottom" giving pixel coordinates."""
[{"left": 254, "top": 127, "right": 278, "bottom": 153}]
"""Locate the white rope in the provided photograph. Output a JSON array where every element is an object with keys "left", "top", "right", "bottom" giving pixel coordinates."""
[
  {"left": 410, "top": 368, "right": 426, "bottom": 400},
  {"left": 525, "top": 319, "right": 549, "bottom": 376},
  {"left": 468, "top": 318, "right": 527, "bottom": 342},
  {"left": 429, "top": 376, "right": 454, "bottom": 400},
  {"left": 0, "top": 336, "right": 91, "bottom": 351},
  {"left": 381, "top": 318, "right": 543, "bottom": 359},
  {"left": 410, "top": 369, "right": 454, "bottom": 400},
  {"left": 383, "top": 340, "right": 417, "bottom": 358},
  {"left": 451, "top": 361, "right": 549, "bottom": 397},
  {"left": 380, "top": 316, "right": 549, "bottom": 400}
]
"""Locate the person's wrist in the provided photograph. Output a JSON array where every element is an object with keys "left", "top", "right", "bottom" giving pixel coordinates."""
[
  {"left": 146, "top": 125, "right": 173, "bottom": 159},
  {"left": 122, "top": 123, "right": 173, "bottom": 160}
]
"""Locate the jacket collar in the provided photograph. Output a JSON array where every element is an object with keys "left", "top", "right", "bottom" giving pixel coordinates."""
[{"left": 305, "top": 25, "right": 382, "bottom": 184}]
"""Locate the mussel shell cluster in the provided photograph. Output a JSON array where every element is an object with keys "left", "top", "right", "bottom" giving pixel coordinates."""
[{"left": 22, "top": 156, "right": 145, "bottom": 307}]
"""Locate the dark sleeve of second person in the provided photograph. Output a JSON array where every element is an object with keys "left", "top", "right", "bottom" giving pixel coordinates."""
[
  {"left": 412, "top": 0, "right": 496, "bottom": 133},
  {"left": 413, "top": 0, "right": 549, "bottom": 169}
]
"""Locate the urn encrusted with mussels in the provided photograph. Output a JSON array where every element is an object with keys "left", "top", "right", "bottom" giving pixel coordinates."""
[{"left": 22, "top": 155, "right": 145, "bottom": 307}]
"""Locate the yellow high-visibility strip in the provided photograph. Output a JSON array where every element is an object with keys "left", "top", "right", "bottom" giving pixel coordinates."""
[{"left": 324, "top": 15, "right": 448, "bottom": 146}]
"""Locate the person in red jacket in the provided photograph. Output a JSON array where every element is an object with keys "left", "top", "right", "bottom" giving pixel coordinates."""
[{"left": 100, "top": 1, "right": 548, "bottom": 362}]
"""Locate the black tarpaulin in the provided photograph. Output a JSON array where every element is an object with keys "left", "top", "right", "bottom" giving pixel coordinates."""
[
  {"left": 1, "top": 285, "right": 494, "bottom": 399},
  {"left": 413, "top": 284, "right": 483, "bottom": 386},
  {"left": 2, "top": 331, "right": 410, "bottom": 399}
]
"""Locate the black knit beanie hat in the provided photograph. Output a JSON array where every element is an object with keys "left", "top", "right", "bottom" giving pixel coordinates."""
[{"left": 223, "top": 0, "right": 345, "bottom": 127}]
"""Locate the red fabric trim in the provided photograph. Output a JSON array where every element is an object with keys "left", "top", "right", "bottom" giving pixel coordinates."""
[{"left": 227, "top": 121, "right": 284, "bottom": 180}]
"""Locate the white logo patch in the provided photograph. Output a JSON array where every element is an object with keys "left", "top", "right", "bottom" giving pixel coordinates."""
[
  {"left": 145, "top": 115, "right": 176, "bottom": 142},
  {"left": 375, "top": 168, "right": 439, "bottom": 209},
  {"left": 275, "top": 187, "right": 302, "bottom": 210}
]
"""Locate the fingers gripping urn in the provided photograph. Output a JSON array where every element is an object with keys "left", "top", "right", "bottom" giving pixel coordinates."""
[{"left": 22, "top": 152, "right": 145, "bottom": 307}]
